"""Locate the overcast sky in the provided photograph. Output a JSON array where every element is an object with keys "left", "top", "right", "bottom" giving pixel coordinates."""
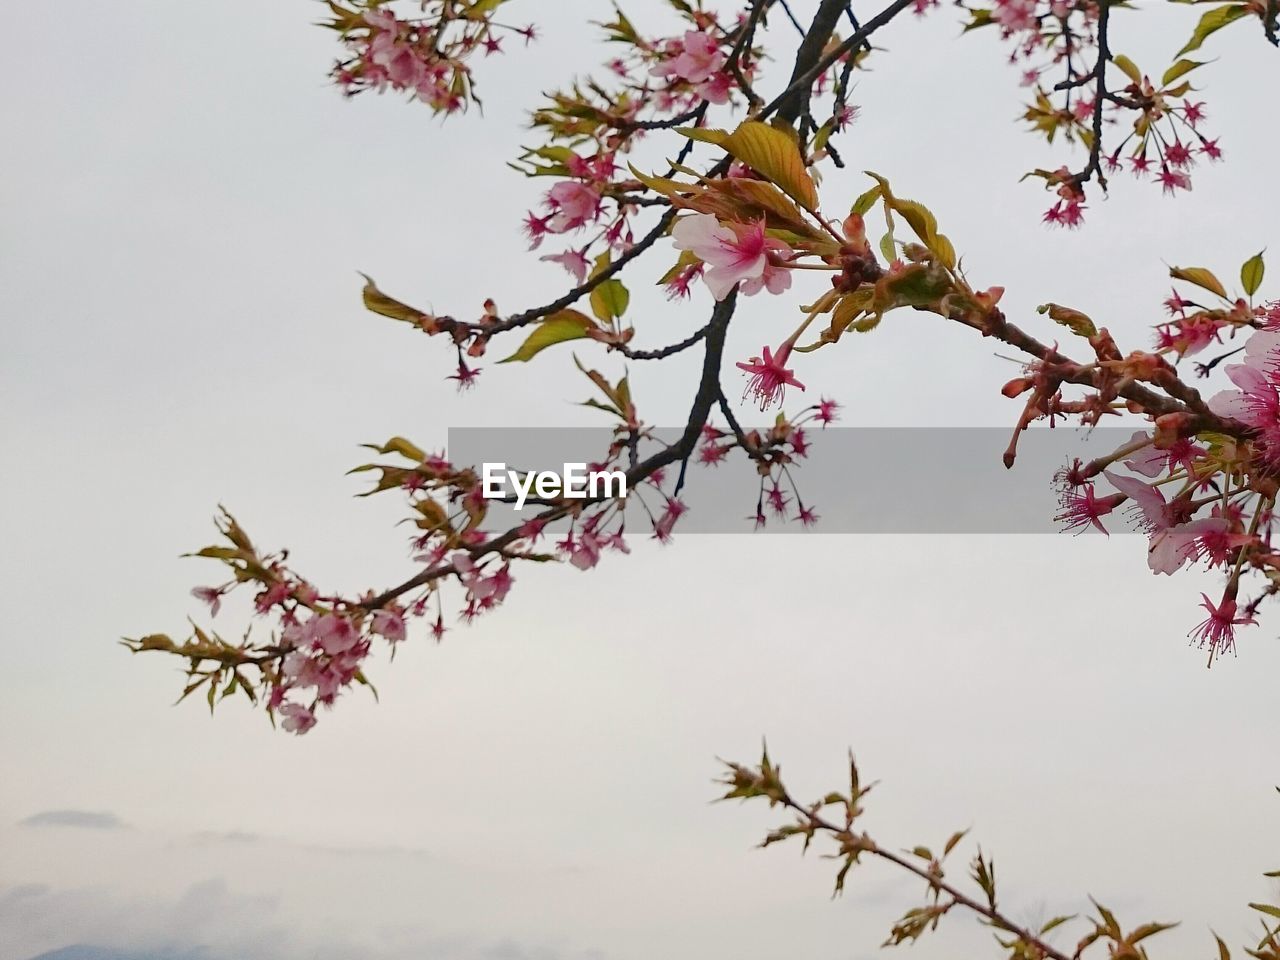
[{"left": 2, "top": 2, "right": 1279, "bottom": 960}]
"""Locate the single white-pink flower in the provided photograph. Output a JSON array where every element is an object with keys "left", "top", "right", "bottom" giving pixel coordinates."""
[{"left": 671, "top": 213, "right": 792, "bottom": 301}]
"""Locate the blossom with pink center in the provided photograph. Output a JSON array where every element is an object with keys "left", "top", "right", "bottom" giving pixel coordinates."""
[
  {"left": 665, "top": 262, "right": 704, "bottom": 300},
  {"left": 652, "top": 31, "right": 726, "bottom": 84},
  {"left": 1054, "top": 482, "right": 1123, "bottom": 534},
  {"left": 696, "top": 71, "right": 733, "bottom": 105},
  {"left": 447, "top": 361, "right": 481, "bottom": 392},
  {"left": 363, "top": 9, "right": 398, "bottom": 33},
  {"left": 1122, "top": 430, "right": 1204, "bottom": 478},
  {"left": 1189, "top": 592, "right": 1254, "bottom": 660},
  {"left": 1181, "top": 100, "right": 1206, "bottom": 126},
  {"left": 671, "top": 213, "right": 793, "bottom": 301},
  {"left": 303, "top": 613, "right": 360, "bottom": 656},
  {"left": 698, "top": 442, "right": 730, "bottom": 465},
  {"left": 191, "top": 586, "right": 225, "bottom": 617},
  {"left": 814, "top": 397, "right": 840, "bottom": 426},
  {"left": 563, "top": 531, "right": 602, "bottom": 569},
  {"left": 654, "top": 500, "right": 688, "bottom": 543},
  {"left": 994, "top": 0, "right": 1038, "bottom": 32},
  {"left": 736, "top": 343, "right": 805, "bottom": 410},
  {"left": 540, "top": 248, "right": 590, "bottom": 283},
  {"left": 371, "top": 609, "right": 407, "bottom": 643},
  {"left": 790, "top": 427, "right": 810, "bottom": 458},
  {"left": 1157, "top": 167, "right": 1192, "bottom": 194},
  {"left": 1102, "top": 470, "right": 1241, "bottom": 574},
  {"left": 1165, "top": 141, "right": 1194, "bottom": 168},
  {"left": 1209, "top": 361, "right": 1280, "bottom": 464},
  {"left": 1043, "top": 199, "right": 1085, "bottom": 228},
  {"left": 279, "top": 701, "right": 318, "bottom": 735},
  {"left": 545, "top": 181, "right": 601, "bottom": 232},
  {"left": 765, "top": 485, "right": 789, "bottom": 515},
  {"left": 1103, "top": 470, "right": 1170, "bottom": 530},
  {"left": 1154, "top": 314, "right": 1226, "bottom": 356},
  {"left": 523, "top": 212, "right": 551, "bottom": 248}
]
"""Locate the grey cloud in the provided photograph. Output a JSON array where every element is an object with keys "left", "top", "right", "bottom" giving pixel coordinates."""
[
  {"left": 185, "top": 830, "right": 434, "bottom": 860},
  {"left": 18, "top": 811, "right": 127, "bottom": 831},
  {"left": 0, "top": 881, "right": 595, "bottom": 960}
]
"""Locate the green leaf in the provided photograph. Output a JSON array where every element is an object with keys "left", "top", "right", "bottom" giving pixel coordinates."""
[
  {"left": 588, "top": 254, "right": 630, "bottom": 322},
  {"left": 687, "top": 121, "right": 819, "bottom": 211},
  {"left": 1038, "top": 302, "right": 1097, "bottom": 338},
  {"left": 1113, "top": 54, "right": 1143, "bottom": 84},
  {"left": 879, "top": 232, "right": 896, "bottom": 263},
  {"left": 675, "top": 125, "right": 730, "bottom": 146},
  {"left": 1170, "top": 265, "right": 1229, "bottom": 299},
  {"left": 876, "top": 263, "right": 950, "bottom": 310},
  {"left": 1161, "top": 58, "right": 1206, "bottom": 86},
  {"left": 499, "top": 310, "right": 594, "bottom": 363},
  {"left": 1250, "top": 903, "right": 1280, "bottom": 921},
  {"left": 360, "top": 274, "right": 425, "bottom": 324},
  {"left": 1242, "top": 250, "right": 1265, "bottom": 298},
  {"left": 850, "top": 185, "right": 882, "bottom": 216},
  {"left": 364, "top": 436, "right": 428, "bottom": 461},
  {"left": 862, "top": 173, "right": 954, "bottom": 268},
  {"left": 1176, "top": 3, "right": 1250, "bottom": 57}
]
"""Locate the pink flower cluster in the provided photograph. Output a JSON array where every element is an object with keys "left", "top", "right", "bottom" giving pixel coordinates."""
[
  {"left": 332, "top": 4, "right": 535, "bottom": 113},
  {"left": 271, "top": 611, "right": 394, "bottom": 734},
  {"left": 1048, "top": 290, "right": 1280, "bottom": 660},
  {"left": 650, "top": 30, "right": 734, "bottom": 105}
]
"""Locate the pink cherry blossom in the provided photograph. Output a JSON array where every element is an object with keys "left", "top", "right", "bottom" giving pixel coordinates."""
[
  {"left": 1054, "top": 482, "right": 1123, "bottom": 535},
  {"left": 1189, "top": 592, "right": 1254, "bottom": 660},
  {"left": 670, "top": 213, "right": 793, "bottom": 301},
  {"left": 736, "top": 343, "right": 805, "bottom": 410},
  {"left": 191, "top": 586, "right": 224, "bottom": 617},
  {"left": 540, "top": 248, "right": 590, "bottom": 283},
  {"left": 651, "top": 31, "right": 726, "bottom": 84},
  {"left": 279, "top": 701, "right": 317, "bottom": 735},
  {"left": 371, "top": 609, "right": 407, "bottom": 643},
  {"left": 545, "top": 181, "right": 601, "bottom": 232}
]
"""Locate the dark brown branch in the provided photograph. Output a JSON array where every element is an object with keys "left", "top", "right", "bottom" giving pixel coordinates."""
[
  {"left": 359, "top": 293, "right": 737, "bottom": 611},
  {"left": 617, "top": 323, "right": 711, "bottom": 360},
  {"left": 777, "top": 794, "right": 1075, "bottom": 960},
  {"left": 1073, "top": 0, "right": 1113, "bottom": 191},
  {"left": 774, "top": 0, "right": 847, "bottom": 124},
  {"left": 761, "top": 0, "right": 918, "bottom": 123}
]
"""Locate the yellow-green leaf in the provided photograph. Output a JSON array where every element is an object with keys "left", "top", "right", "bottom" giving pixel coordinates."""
[
  {"left": 1161, "top": 58, "right": 1205, "bottom": 86},
  {"left": 879, "top": 232, "right": 896, "bottom": 263},
  {"left": 1038, "top": 302, "right": 1097, "bottom": 338},
  {"left": 674, "top": 125, "right": 730, "bottom": 147},
  {"left": 500, "top": 310, "right": 594, "bottom": 363},
  {"left": 1170, "top": 265, "right": 1229, "bottom": 299},
  {"left": 590, "top": 278, "right": 630, "bottom": 322},
  {"left": 932, "top": 233, "right": 957, "bottom": 270},
  {"left": 850, "top": 185, "right": 882, "bottom": 216},
  {"left": 1242, "top": 250, "right": 1265, "bottom": 297},
  {"left": 360, "top": 274, "right": 425, "bottom": 324},
  {"left": 1176, "top": 3, "right": 1250, "bottom": 57},
  {"left": 1112, "top": 54, "right": 1143, "bottom": 85},
  {"left": 713, "top": 121, "right": 819, "bottom": 211}
]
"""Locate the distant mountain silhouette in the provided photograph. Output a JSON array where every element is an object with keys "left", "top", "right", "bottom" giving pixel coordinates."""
[{"left": 28, "top": 946, "right": 207, "bottom": 960}]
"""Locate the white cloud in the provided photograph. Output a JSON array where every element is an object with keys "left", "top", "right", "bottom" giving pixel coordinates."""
[{"left": 17, "top": 812, "right": 127, "bottom": 832}]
